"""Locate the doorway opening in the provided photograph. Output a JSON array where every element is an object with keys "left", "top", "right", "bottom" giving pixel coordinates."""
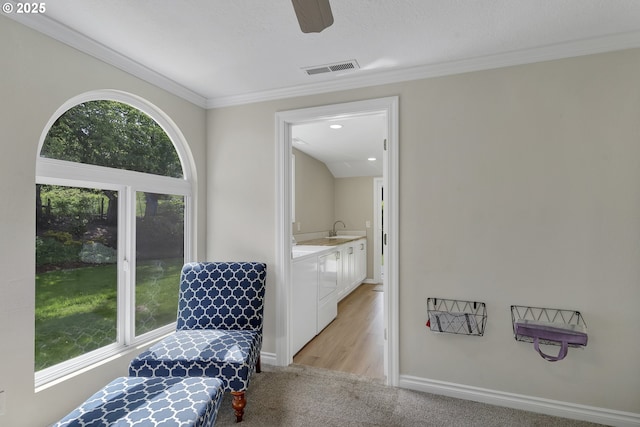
[{"left": 275, "top": 97, "right": 399, "bottom": 386}]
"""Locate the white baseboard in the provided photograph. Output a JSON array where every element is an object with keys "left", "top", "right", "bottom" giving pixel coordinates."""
[
  {"left": 260, "top": 351, "right": 277, "bottom": 367},
  {"left": 399, "top": 375, "right": 640, "bottom": 427}
]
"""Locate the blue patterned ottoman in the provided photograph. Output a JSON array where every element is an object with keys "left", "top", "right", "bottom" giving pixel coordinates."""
[{"left": 52, "top": 376, "right": 224, "bottom": 427}]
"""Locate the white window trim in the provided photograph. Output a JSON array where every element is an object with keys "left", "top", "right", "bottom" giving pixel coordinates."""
[{"left": 35, "top": 90, "right": 197, "bottom": 388}]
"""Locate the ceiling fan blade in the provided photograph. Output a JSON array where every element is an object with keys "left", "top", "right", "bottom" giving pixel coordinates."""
[{"left": 291, "top": 0, "right": 334, "bottom": 33}]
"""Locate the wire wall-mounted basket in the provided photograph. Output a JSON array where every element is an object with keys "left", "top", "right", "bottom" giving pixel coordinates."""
[
  {"left": 427, "top": 298, "right": 487, "bottom": 336},
  {"left": 511, "top": 305, "right": 587, "bottom": 362}
]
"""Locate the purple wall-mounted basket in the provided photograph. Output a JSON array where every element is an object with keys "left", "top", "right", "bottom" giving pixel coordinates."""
[{"left": 511, "top": 305, "right": 587, "bottom": 362}]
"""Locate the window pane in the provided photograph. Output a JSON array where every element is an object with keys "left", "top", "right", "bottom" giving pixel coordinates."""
[
  {"left": 35, "top": 185, "right": 118, "bottom": 370},
  {"left": 40, "top": 100, "right": 183, "bottom": 178},
  {"left": 135, "top": 192, "right": 184, "bottom": 336}
]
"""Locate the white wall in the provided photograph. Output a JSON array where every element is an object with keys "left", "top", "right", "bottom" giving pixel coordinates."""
[
  {"left": 207, "top": 48, "right": 640, "bottom": 416},
  {"left": 397, "top": 50, "right": 640, "bottom": 414},
  {"left": 292, "top": 147, "right": 335, "bottom": 234},
  {"left": 0, "top": 16, "right": 208, "bottom": 426},
  {"left": 334, "top": 176, "right": 376, "bottom": 279}
]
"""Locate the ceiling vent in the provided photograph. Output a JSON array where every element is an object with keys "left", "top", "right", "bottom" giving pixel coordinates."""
[{"left": 302, "top": 59, "right": 360, "bottom": 76}]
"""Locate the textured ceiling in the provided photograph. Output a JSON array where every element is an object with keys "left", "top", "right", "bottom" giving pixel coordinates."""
[
  {"left": 13, "top": 0, "right": 640, "bottom": 106},
  {"left": 7, "top": 0, "right": 640, "bottom": 176}
]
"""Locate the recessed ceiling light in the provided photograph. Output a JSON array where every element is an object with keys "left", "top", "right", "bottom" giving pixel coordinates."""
[
  {"left": 368, "top": 157, "right": 377, "bottom": 161},
  {"left": 329, "top": 124, "right": 342, "bottom": 129}
]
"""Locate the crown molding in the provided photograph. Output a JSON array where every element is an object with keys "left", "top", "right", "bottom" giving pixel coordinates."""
[
  {"left": 207, "top": 30, "right": 640, "bottom": 108},
  {"left": 7, "top": 7, "right": 640, "bottom": 110},
  {"left": 5, "top": 7, "right": 208, "bottom": 108}
]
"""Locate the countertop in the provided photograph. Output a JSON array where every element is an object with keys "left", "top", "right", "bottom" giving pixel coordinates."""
[
  {"left": 296, "top": 236, "right": 363, "bottom": 246},
  {"left": 292, "top": 235, "right": 365, "bottom": 259}
]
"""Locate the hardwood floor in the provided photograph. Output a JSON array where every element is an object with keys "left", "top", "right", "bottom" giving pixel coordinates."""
[{"left": 293, "top": 283, "right": 385, "bottom": 380}]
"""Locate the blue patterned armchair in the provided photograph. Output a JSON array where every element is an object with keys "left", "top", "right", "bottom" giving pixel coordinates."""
[{"left": 128, "top": 262, "right": 267, "bottom": 422}]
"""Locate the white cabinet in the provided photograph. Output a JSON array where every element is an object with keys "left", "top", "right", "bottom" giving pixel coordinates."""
[
  {"left": 337, "top": 238, "right": 367, "bottom": 301},
  {"left": 336, "top": 246, "right": 348, "bottom": 299},
  {"left": 345, "top": 244, "right": 356, "bottom": 289},
  {"left": 291, "top": 237, "right": 367, "bottom": 352},
  {"left": 317, "top": 251, "right": 338, "bottom": 332},
  {"left": 291, "top": 256, "right": 318, "bottom": 355},
  {"left": 354, "top": 239, "right": 367, "bottom": 285}
]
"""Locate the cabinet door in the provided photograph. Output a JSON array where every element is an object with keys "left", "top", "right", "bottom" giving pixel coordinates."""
[
  {"left": 318, "top": 251, "right": 338, "bottom": 301},
  {"left": 336, "top": 248, "right": 345, "bottom": 299},
  {"left": 356, "top": 239, "right": 367, "bottom": 283},
  {"left": 291, "top": 257, "right": 318, "bottom": 355},
  {"left": 318, "top": 251, "right": 338, "bottom": 332},
  {"left": 346, "top": 244, "right": 356, "bottom": 290}
]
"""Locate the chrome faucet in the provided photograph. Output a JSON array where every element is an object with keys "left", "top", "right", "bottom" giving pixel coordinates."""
[{"left": 330, "top": 220, "right": 346, "bottom": 237}]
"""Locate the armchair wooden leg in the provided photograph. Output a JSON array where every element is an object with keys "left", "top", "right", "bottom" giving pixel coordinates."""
[
  {"left": 256, "top": 355, "right": 261, "bottom": 373},
  {"left": 231, "top": 391, "right": 246, "bottom": 422}
]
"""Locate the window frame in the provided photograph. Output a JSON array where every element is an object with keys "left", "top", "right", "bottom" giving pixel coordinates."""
[{"left": 35, "top": 91, "right": 196, "bottom": 388}]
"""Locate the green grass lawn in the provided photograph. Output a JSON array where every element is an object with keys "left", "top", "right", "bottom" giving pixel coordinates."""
[{"left": 35, "top": 258, "right": 183, "bottom": 370}]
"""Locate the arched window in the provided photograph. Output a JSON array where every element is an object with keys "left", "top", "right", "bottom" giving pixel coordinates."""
[{"left": 35, "top": 92, "right": 195, "bottom": 386}]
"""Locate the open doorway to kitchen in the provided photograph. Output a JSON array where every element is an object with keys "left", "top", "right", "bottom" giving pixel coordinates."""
[{"left": 275, "top": 97, "right": 399, "bottom": 386}]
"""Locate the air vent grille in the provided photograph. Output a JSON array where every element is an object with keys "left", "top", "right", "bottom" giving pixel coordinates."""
[
  {"left": 330, "top": 62, "right": 355, "bottom": 72},
  {"left": 302, "top": 60, "right": 359, "bottom": 76},
  {"left": 306, "top": 66, "right": 331, "bottom": 75}
]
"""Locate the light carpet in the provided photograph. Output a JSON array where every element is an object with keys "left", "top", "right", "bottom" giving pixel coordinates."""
[{"left": 214, "top": 364, "right": 602, "bottom": 426}]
